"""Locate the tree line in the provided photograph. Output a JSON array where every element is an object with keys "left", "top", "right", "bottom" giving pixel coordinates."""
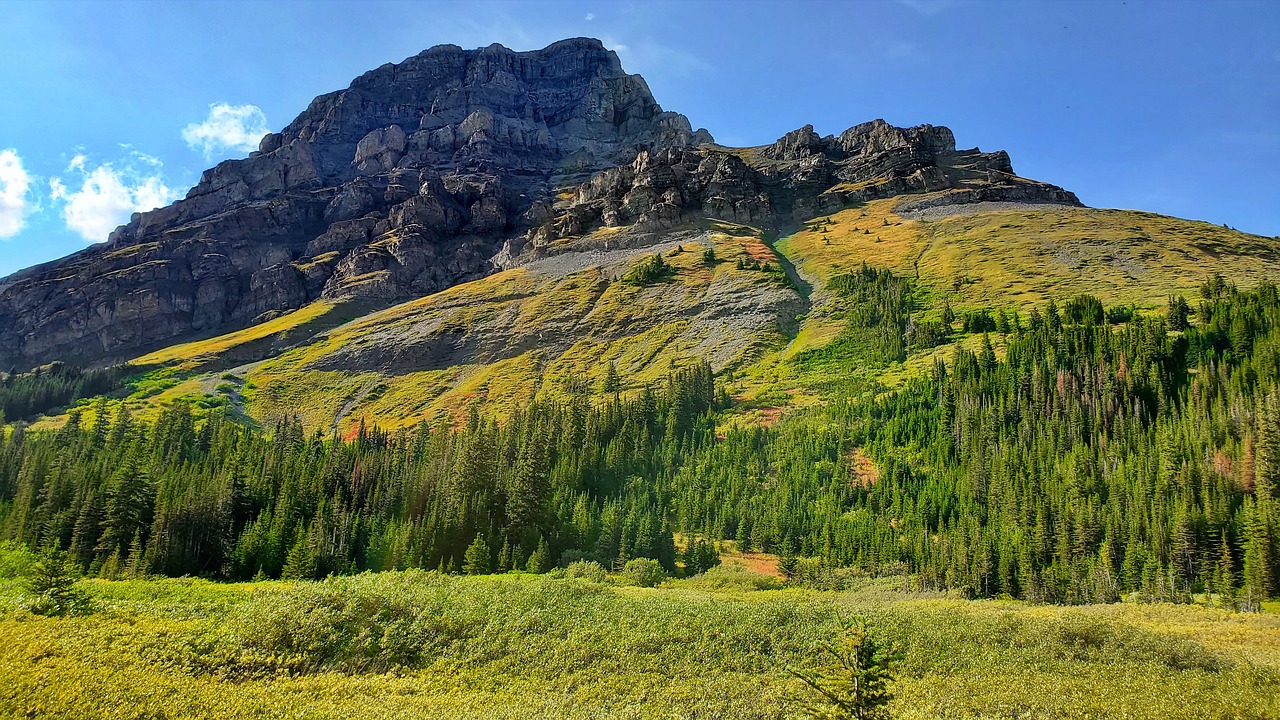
[
  {"left": 0, "top": 363, "right": 718, "bottom": 580},
  {"left": 1, "top": 271, "right": 1278, "bottom": 609}
]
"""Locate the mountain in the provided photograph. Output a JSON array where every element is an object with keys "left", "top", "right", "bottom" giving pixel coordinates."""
[
  {"left": 6, "top": 35, "right": 1280, "bottom": 699},
  {"left": 0, "top": 38, "right": 1084, "bottom": 372},
  {"left": 2, "top": 37, "right": 1278, "bottom": 434},
  {"left": 0, "top": 38, "right": 709, "bottom": 370}
]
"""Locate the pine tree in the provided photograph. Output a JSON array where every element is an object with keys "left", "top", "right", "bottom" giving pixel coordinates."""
[
  {"left": 1242, "top": 500, "right": 1272, "bottom": 611},
  {"left": 281, "top": 530, "right": 317, "bottom": 581},
  {"left": 23, "top": 549, "right": 90, "bottom": 617},
  {"left": 788, "top": 615, "right": 896, "bottom": 720},
  {"left": 1215, "top": 532, "right": 1236, "bottom": 610},
  {"left": 601, "top": 360, "right": 622, "bottom": 399},
  {"left": 463, "top": 535, "right": 491, "bottom": 575},
  {"left": 497, "top": 538, "right": 512, "bottom": 572},
  {"left": 526, "top": 537, "right": 552, "bottom": 574}
]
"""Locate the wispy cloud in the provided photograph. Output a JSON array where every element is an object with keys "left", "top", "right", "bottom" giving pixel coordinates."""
[
  {"left": 584, "top": 12, "right": 595, "bottom": 21},
  {"left": 182, "top": 102, "right": 270, "bottom": 160},
  {"left": 0, "top": 149, "right": 35, "bottom": 240},
  {"left": 49, "top": 153, "right": 184, "bottom": 242},
  {"left": 896, "top": 0, "right": 955, "bottom": 16},
  {"left": 608, "top": 38, "right": 712, "bottom": 78},
  {"left": 824, "top": 37, "right": 929, "bottom": 67}
]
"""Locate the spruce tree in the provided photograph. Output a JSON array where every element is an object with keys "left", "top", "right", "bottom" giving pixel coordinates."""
[
  {"left": 463, "top": 535, "right": 491, "bottom": 575},
  {"left": 526, "top": 537, "right": 552, "bottom": 574}
]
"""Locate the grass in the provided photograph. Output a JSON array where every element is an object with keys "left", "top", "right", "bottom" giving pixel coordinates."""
[
  {"left": 131, "top": 300, "right": 342, "bottom": 370},
  {"left": 776, "top": 201, "right": 1280, "bottom": 313},
  {"left": 1, "top": 571, "right": 1277, "bottom": 719}
]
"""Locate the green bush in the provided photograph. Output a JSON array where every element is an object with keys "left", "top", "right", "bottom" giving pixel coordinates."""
[
  {"left": 680, "top": 563, "right": 780, "bottom": 592},
  {"left": 565, "top": 560, "right": 608, "bottom": 583},
  {"left": 0, "top": 541, "right": 38, "bottom": 579},
  {"left": 621, "top": 254, "right": 673, "bottom": 286},
  {"left": 229, "top": 570, "right": 478, "bottom": 673},
  {"left": 622, "top": 558, "right": 666, "bottom": 588}
]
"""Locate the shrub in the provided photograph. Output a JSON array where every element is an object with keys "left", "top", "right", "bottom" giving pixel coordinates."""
[
  {"left": 622, "top": 254, "right": 673, "bottom": 286},
  {"left": 0, "top": 541, "right": 39, "bottom": 579},
  {"left": 622, "top": 558, "right": 666, "bottom": 588},
  {"left": 229, "top": 570, "right": 477, "bottom": 673},
  {"left": 681, "top": 563, "right": 780, "bottom": 592},
  {"left": 790, "top": 557, "right": 868, "bottom": 591},
  {"left": 565, "top": 560, "right": 608, "bottom": 583}
]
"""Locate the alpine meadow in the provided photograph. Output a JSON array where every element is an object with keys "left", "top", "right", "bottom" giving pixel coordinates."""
[{"left": 2, "top": 6, "right": 1279, "bottom": 719}]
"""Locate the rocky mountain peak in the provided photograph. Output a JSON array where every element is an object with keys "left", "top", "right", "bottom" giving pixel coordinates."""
[{"left": 0, "top": 39, "right": 1074, "bottom": 372}]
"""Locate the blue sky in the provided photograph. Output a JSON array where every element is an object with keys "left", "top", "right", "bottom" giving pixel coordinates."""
[{"left": 1, "top": 0, "right": 1277, "bottom": 276}]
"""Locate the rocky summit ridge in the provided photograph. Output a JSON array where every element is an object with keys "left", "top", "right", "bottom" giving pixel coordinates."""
[{"left": 0, "top": 38, "right": 1076, "bottom": 371}]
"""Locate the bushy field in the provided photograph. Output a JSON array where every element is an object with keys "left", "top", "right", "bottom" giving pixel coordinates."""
[{"left": 2, "top": 569, "right": 1278, "bottom": 719}]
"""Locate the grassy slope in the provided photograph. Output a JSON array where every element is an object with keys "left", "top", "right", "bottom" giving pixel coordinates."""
[
  {"left": 16, "top": 202, "right": 1277, "bottom": 435},
  {"left": 1, "top": 570, "right": 1277, "bottom": 720},
  {"left": 779, "top": 200, "right": 1279, "bottom": 311},
  {"left": 726, "top": 200, "right": 1280, "bottom": 407},
  {"left": 51, "top": 226, "right": 796, "bottom": 435}
]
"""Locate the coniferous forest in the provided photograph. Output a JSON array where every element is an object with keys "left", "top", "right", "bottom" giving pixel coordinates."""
[{"left": 2, "top": 275, "right": 1278, "bottom": 610}]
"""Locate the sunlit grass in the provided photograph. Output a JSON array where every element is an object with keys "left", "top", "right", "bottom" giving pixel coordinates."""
[{"left": 1, "top": 572, "right": 1276, "bottom": 719}]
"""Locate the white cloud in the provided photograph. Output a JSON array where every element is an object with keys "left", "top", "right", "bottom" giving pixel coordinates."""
[
  {"left": 584, "top": 12, "right": 595, "bottom": 21},
  {"left": 50, "top": 156, "right": 183, "bottom": 242},
  {"left": 0, "top": 149, "right": 35, "bottom": 239},
  {"left": 182, "top": 102, "right": 270, "bottom": 159}
]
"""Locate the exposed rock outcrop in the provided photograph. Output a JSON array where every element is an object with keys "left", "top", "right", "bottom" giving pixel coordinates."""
[
  {"left": 507, "top": 119, "right": 1079, "bottom": 261},
  {"left": 0, "top": 38, "right": 711, "bottom": 369},
  {"left": 0, "top": 40, "right": 1077, "bottom": 372}
]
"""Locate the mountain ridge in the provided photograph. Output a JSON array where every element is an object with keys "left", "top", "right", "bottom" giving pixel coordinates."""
[{"left": 0, "top": 38, "right": 1076, "bottom": 372}]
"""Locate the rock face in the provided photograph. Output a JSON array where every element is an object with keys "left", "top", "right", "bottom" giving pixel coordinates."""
[
  {"left": 508, "top": 119, "right": 1079, "bottom": 260},
  {"left": 0, "top": 38, "right": 710, "bottom": 370},
  {"left": 0, "top": 39, "right": 1077, "bottom": 372}
]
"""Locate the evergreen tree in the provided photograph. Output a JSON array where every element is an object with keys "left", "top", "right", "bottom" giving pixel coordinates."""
[
  {"left": 463, "top": 535, "right": 491, "bottom": 575},
  {"left": 23, "top": 549, "right": 90, "bottom": 617},
  {"left": 526, "top": 537, "right": 552, "bottom": 574}
]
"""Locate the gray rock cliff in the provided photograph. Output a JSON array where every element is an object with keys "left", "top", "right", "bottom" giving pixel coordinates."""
[
  {"left": 0, "top": 38, "right": 711, "bottom": 369},
  {"left": 0, "top": 40, "right": 1077, "bottom": 372}
]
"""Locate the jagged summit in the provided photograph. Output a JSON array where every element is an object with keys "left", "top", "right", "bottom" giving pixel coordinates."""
[{"left": 0, "top": 38, "right": 1072, "bottom": 371}]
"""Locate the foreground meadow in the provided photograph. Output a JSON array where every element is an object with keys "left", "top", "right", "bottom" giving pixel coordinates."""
[{"left": 1, "top": 567, "right": 1277, "bottom": 720}]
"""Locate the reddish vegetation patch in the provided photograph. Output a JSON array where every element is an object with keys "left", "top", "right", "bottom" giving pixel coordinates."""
[
  {"left": 724, "top": 551, "right": 783, "bottom": 577},
  {"left": 849, "top": 448, "right": 881, "bottom": 488},
  {"left": 755, "top": 407, "right": 785, "bottom": 427},
  {"left": 742, "top": 239, "right": 775, "bottom": 263},
  {"left": 341, "top": 422, "right": 363, "bottom": 443}
]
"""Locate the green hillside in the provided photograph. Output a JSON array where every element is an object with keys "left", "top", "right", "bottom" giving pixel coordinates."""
[{"left": 17, "top": 201, "right": 1277, "bottom": 436}]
